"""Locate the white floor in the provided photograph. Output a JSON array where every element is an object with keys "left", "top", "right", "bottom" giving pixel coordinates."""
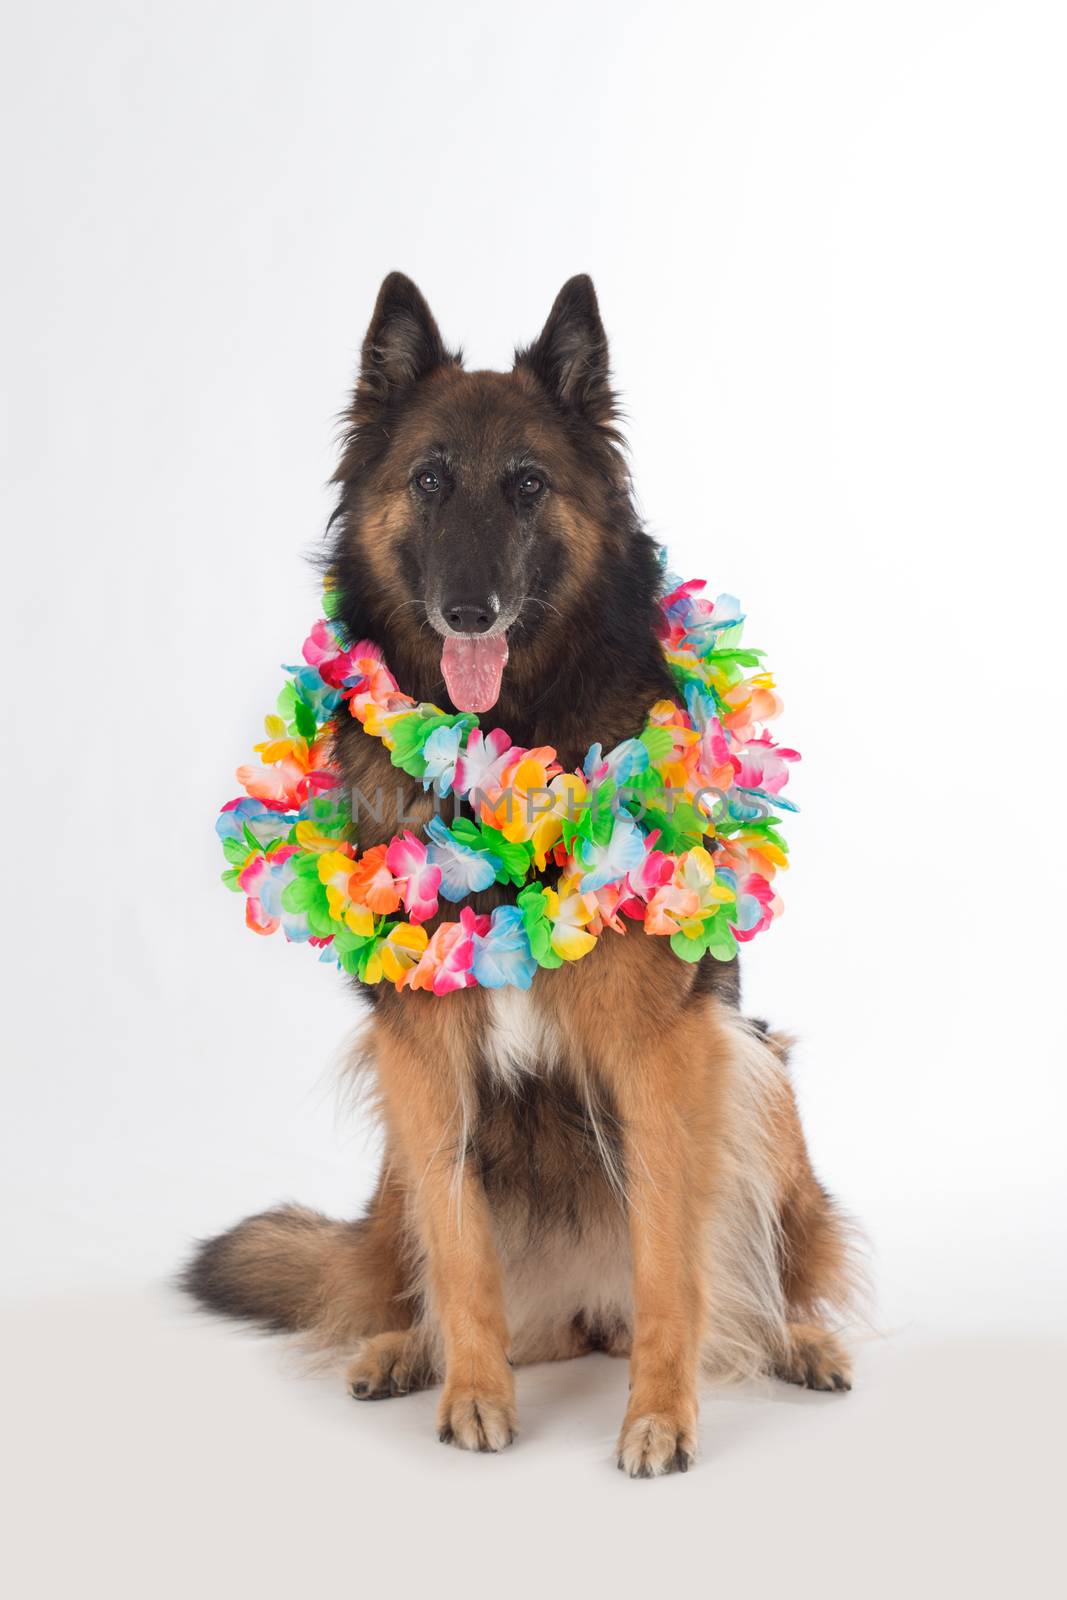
[{"left": 6, "top": 1284, "right": 1061, "bottom": 1600}]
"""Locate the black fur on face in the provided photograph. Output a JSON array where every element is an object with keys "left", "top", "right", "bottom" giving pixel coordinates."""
[{"left": 326, "top": 273, "right": 674, "bottom": 754}]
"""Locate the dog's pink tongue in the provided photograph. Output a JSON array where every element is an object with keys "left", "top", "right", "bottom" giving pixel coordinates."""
[{"left": 441, "top": 634, "right": 509, "bottom": 713}]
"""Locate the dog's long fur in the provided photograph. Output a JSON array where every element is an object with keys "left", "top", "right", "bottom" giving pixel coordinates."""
[{"left": 184, "top": 275, "right": 861, "bottom": 1474}]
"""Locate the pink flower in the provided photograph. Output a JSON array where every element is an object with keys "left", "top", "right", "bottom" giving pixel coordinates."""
[
  {"left": 644, "top": 881, "right": 700, "bottom": 936},
  {"left": 406, "top": 908, "right": 489, "bottom": 995},
  {"left": 657, "top": 578, "right": 714, "bottom": 643},
  {"left": 618, "top": 836, "right": 675, "bottom": 917},
  {"left": 644, "top": 847, "right": 733, "bottom": 938},
  {"left": 585, "top": 880, "right": 630, "bottom": 935},
  {"left": 238, "top": 845, "right": 298, "bottom": 936},
  {"left": 302, "top": 623, "right": 380, "bottom": 690},
  {"left": 695, "top": 715, "right": 737, "bottom": 790},
  {"left": 302, "top": 619, "right": 342, "bottom": 671},
  {"left": 322, "top": 638, "right": 417, "bottom": 728},
  {"left": 733, "top": 735, "right": 799, "bottom": 796},
  {"left": 453, "top": 726, "right": 513, "bottom": 798},
  {"left": 384, "top": 831, "right": 442, "bottom": 925},
  {"left": 732, "top": 873, "right": 779, "bottom": 942}
]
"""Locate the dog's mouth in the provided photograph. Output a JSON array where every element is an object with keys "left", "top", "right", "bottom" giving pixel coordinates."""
[{"left": 440, "top": 633, "right": 510, "bottom": 714}]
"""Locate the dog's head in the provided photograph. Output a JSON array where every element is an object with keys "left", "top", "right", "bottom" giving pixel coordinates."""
[{"left": 329, "top": 273, "right": 645, "bottom": 715}]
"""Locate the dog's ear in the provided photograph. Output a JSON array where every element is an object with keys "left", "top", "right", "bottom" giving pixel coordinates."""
[
  {"left": 516, "top": 275, "right": 615, "bottom": 426},
  {"left": 352, "top": 272, "right": 457, "bottom": 424}
]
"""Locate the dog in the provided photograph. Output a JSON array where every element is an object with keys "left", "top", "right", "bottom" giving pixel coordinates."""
[{"left": 184, "top": 273, "right": 859, "bottom": 1476}]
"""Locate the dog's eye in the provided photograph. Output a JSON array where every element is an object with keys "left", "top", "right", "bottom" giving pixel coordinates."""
[
  {"left": 415, "top": 470, "right": 441, "bottom": 494},
  {"left": 518, "top": 474, "right": 544, "bottom": 497}
]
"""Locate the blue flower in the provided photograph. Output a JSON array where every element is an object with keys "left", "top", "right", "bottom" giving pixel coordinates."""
[
  {"left": 682, "top": 592, "right": 744, "bottom": 653},
  {"left": 216, "top": 797, "right": 293, "bottom": 847},
  {"left": 284, "top": 664, "right": 344, "bottom": 721},
  {"left": 471, "top": 906, "right": 537, "bottom": 990},
  {"left": 421, "top": 724, "right": 464, "bottom": 797},
  {"left": 424, "top": 816, "right": 500, "bottom": 900},
  {"left": 577, "top": 811, "right": 647, "bottom": 892},
  {"left": 582, "top": 742, "right": 604, "bottom": 780},
  {"left": 684, "top": 680, "right": 718, "bottom": 729},
  {"left": 727, "top": 789, "right": 799, "bottom": 823},
  {"left": 604, "top": 737, "right": 649, "bottom": 786}
]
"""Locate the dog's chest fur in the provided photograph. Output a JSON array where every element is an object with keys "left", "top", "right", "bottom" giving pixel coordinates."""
[{"left": 482, "top": 989, "right": 565, "bottom": 1082}]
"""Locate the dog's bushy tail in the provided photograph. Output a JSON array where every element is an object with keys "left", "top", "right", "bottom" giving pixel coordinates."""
[{"left": 181, "top": 1201, "right": 412, "bottom": 1346}]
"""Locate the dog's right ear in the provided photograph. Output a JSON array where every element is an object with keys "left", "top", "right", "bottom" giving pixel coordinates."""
[{"left": 351, "top": 273, "right": 457, "bottom": 426}]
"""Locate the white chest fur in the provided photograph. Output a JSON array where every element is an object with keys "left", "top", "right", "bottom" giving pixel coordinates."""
[{"left": 482, "top": 989, "right": 564, "bottom": 1082}]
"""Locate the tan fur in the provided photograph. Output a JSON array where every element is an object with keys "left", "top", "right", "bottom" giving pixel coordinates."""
[
  {"left": 196, "top": 954, "right": 860, "bottom": 1473},
  {"left": 371, "top": 995, "right": 518, "bottom": 1449}
]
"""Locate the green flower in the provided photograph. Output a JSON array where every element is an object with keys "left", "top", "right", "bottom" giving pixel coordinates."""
[
  {"left": 333, "top": 922, "right": 377, "bottom": 976},
  {"left": 640, "top": 797, "right": 708, "bottom": 854},
  {"left": 449, "top": 817, "right": 534, "bottom": 887},
  {"left": 670, "top": 917, "right": 738, "bottom": 964},
  {"left": 280, "top": 854, "right": 338, "bottom": 937},
  {"left": 560, "top": 779, "right": 616, "bottom": 855},
  {"left": 388, "top": 710, "right": 476, "bottom": 779},
  {"left": 516, "top": 883, "right": 563, "bottom": 968}
]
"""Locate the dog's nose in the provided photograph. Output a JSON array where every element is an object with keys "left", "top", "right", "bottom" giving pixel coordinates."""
[{"left": 442, "top": 596, "right": 499, "bottom": 634}]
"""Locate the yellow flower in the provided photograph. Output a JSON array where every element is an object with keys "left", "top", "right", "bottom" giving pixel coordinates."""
[
  {"left": 482, "top": 748, "right": 559, "bottom": 843},
  {"left": 544, "top": 878, "right": 598, "bottom": 961},
  {"left": 317, "top": 850, "right": 374, "bottom": 936},
  {"left": 363, "top": 922, "right": 428, "bottom": 987},
  {"left": 294, "top": 819, "right": 347, "bottom": 853},
  {"left": 529, "top": 772, "right": 589, "bottom": 869}
]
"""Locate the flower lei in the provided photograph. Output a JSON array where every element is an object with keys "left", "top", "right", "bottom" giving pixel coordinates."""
[{"left": 216, "top": 576, "right": 798, "bottom": 995}]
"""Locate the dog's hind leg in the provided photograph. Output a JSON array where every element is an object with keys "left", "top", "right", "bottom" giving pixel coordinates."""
[
  {"left": 763, "top": 1031, "right": 861, "bottom": 1393},
  {"left": 347, "top": 1325, "right": 439, "bottom": 1400},
  {"left": 773, "top": 1322, "right": 853, "bottom": 1391}
]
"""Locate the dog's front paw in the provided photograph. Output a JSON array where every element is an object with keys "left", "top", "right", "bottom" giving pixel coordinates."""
[
  {"left": 437, "top": 1381, "right": 517, "bottom": 1453},
  {"left": 616, "top": 1409, "right": 697, "bottom": 1478}
]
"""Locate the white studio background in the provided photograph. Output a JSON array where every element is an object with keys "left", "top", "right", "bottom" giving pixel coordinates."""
[{"left": 2, "top": 3, "right": 1065, "bottom": 1597}]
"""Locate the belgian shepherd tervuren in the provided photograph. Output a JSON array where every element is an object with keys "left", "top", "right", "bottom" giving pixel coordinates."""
[{"left": 185, "top": 274, "right": 859, "bottom": 1475}]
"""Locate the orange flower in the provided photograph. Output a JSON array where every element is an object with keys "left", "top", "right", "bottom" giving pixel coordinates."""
[{"left": 347, "top": 845, "right": 401, "bottom": 915}]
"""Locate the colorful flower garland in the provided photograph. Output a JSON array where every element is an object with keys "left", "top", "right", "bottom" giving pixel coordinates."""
[{"left": 216, "top": 576, "right": 798, "bottom": 995}]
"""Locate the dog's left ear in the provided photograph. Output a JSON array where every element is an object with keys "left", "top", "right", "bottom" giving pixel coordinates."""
[{"left": 516, "top": 275, "right": 615, "bottom": 426}]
